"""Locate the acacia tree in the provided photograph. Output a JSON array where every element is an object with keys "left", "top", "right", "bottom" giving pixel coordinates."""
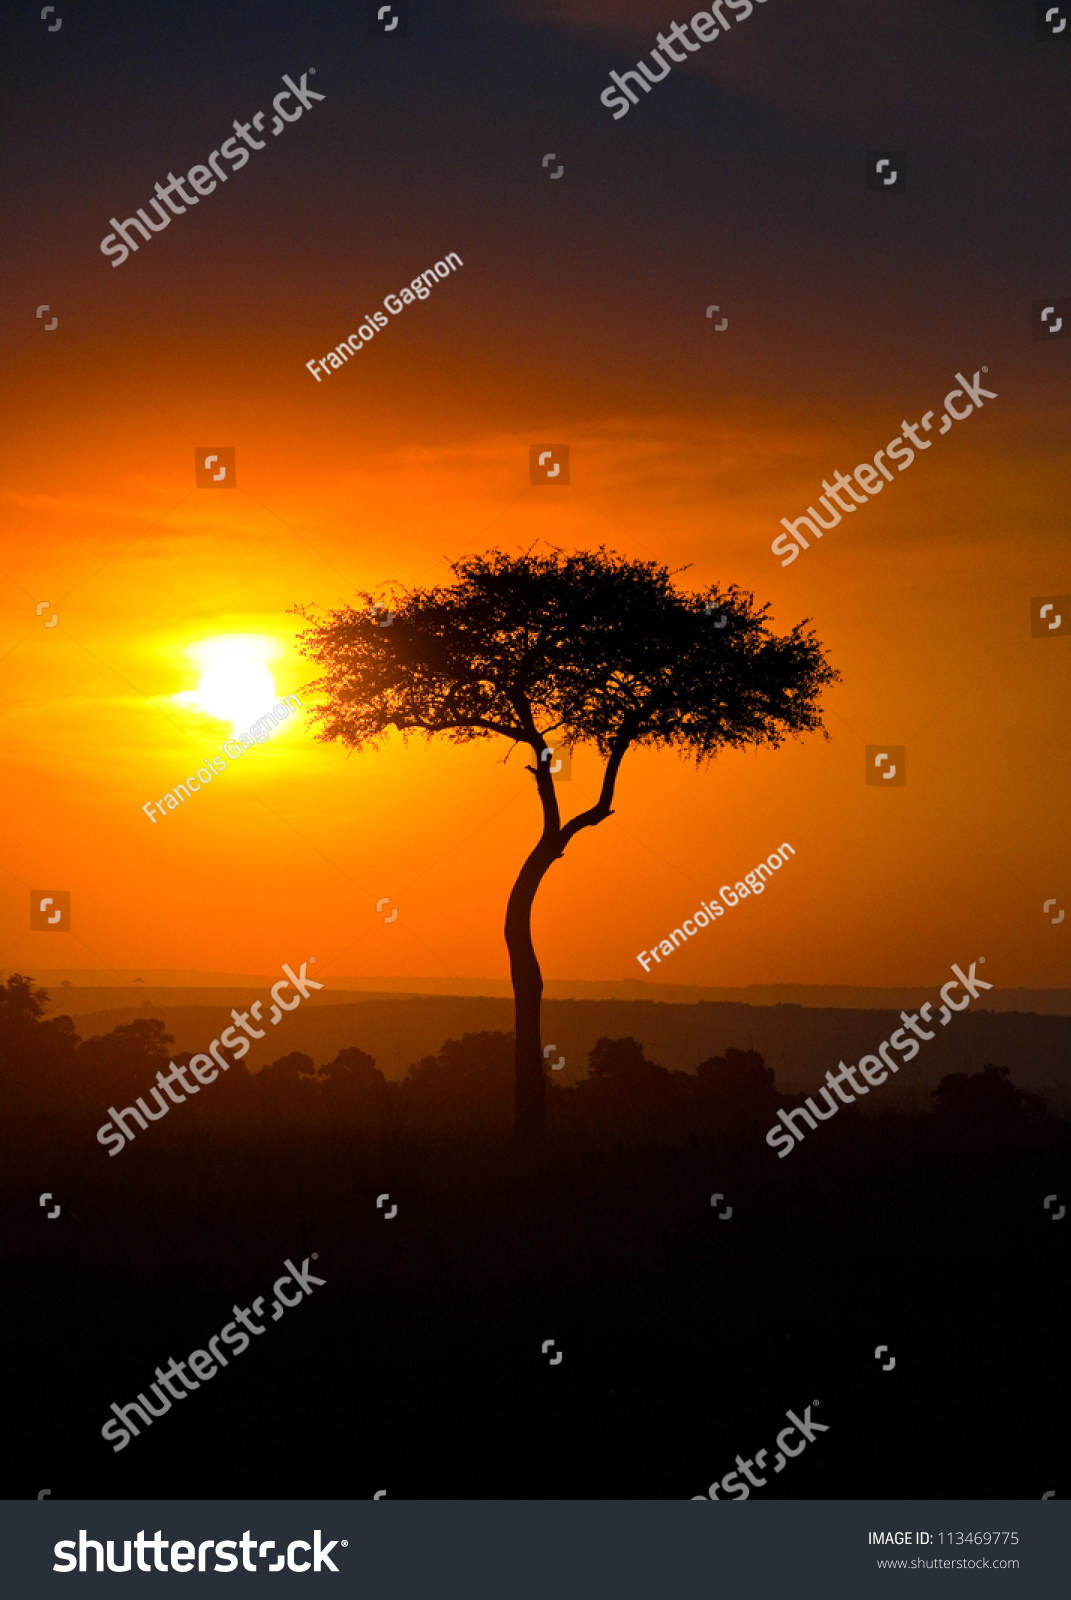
[{"left": 295, "top": 548, "right": 838, "bottom": 1141}]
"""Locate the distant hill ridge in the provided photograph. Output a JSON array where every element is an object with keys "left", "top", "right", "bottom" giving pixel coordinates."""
[{"left": 16, "top": 970, "right": 1071, "bottom": 1015}]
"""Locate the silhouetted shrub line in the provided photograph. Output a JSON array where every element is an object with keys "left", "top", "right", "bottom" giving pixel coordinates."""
[
  {"left": 766, "top": 960, "right": 996, "bottom": 1157},
  {"left": 94, "top": 961, "right": 323, "bottom": 1155},
  {"left": 931, "top": 1064, "right": 1048, "bottom": 1130},
  {"left": 3, "top": 975, "right": 1061, "bottom": 1157}
]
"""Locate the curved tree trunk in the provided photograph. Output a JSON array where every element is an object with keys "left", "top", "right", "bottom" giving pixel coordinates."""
[
  {"left": 505, "top": 724, "right": 634, "bottom": 1141},
  {"left": 505, "top": 840, "right": 558, "bottom": 1142}
]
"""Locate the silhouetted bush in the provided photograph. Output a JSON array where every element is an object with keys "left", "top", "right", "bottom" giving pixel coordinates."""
[
  {"left": 2, "top": 974, "right": 79, "bottom": 1114},
  {"left": 398, "top": 1031, "right": 514, "bottom": 1132},
  {"left": 573, "top": 1036, "right": 687, "bottom": 1119},
  {"left": 77, "top": 1017, "right": 175, "bottom": 1098},
  {"left": 258, "top": 1050, "right": 318, "bottom": 1085},
  {"left": 318, "top": 1047, "right": 394, "bottom": 1125},
  {"left": 932, "top": 1063, "right": 1048, "bottom": 1128},
  {"left": 695, "top": 1046, "right": 781, "bottom": 1125}
]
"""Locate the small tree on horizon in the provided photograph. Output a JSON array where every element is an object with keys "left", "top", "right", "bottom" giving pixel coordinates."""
[{"left": 295, "top": 547, "right": 838, "bottom": 1141}]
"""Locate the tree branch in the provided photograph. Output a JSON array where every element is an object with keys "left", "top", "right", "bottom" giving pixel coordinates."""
[{"left": 558, "top": 717, "right": 637, "bottom": 851}]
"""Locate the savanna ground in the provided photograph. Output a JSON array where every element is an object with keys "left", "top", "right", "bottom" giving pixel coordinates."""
[{"left": 4, "top": 981, "right": 1068, "bottom": 1500}]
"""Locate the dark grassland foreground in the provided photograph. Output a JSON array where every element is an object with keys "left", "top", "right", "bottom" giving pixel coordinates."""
[{"left": 4, "top": 989, "right": 1068, "bottom": 1500}]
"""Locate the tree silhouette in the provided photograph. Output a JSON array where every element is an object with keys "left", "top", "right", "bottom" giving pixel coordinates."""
[
  {"left": 932, "top": 1063, "right": 1047, "bottom": 1129},
  {"left": 575, "top": 1035, "right": 689, "bottom": 1123},
  {"left": 2, "top": 973, "right": 80, "bottom": 1117},
  {"left": 1, "top": 972, "right": 68, "bottom": 1044},
  {"left": 695, "top": 1046, "right": 781, "bottom": 1125},
  {"left": 77, "top": 1016, "right": 175, "bottom": 1107},
  {"left": 296, "top": 547, "right": 838, "bottom": 1140},
  {"left": 319, "top": 1046, "right": 393, "bottom": 1125},
  {"left": 400, "top": 1031, "right": 515, "bottom": 1132}
]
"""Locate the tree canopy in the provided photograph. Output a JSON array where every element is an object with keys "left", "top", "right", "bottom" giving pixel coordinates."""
[{"left": 294, "top": 546, "right": 837, "bottom": 765}]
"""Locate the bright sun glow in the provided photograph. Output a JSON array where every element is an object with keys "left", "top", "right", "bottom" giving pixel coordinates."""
[
  {"left": 197, "top": 654, "right": 277, "bottom": 727},
  {"left": 173, "top": 637, "right": 280, "bottom": 732}
]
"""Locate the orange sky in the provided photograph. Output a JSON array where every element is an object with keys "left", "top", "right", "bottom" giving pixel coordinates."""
[{"left": 3, "top": 343, "right": 1068, "bottom": 992}]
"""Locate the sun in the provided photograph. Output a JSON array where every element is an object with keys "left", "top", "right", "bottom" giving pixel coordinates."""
[
  {"left": 173, "top": 636, "right": 280, "bottom": 732},
  {"left": 196, "top": 653, "right": 276, "bottom": 727}
]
